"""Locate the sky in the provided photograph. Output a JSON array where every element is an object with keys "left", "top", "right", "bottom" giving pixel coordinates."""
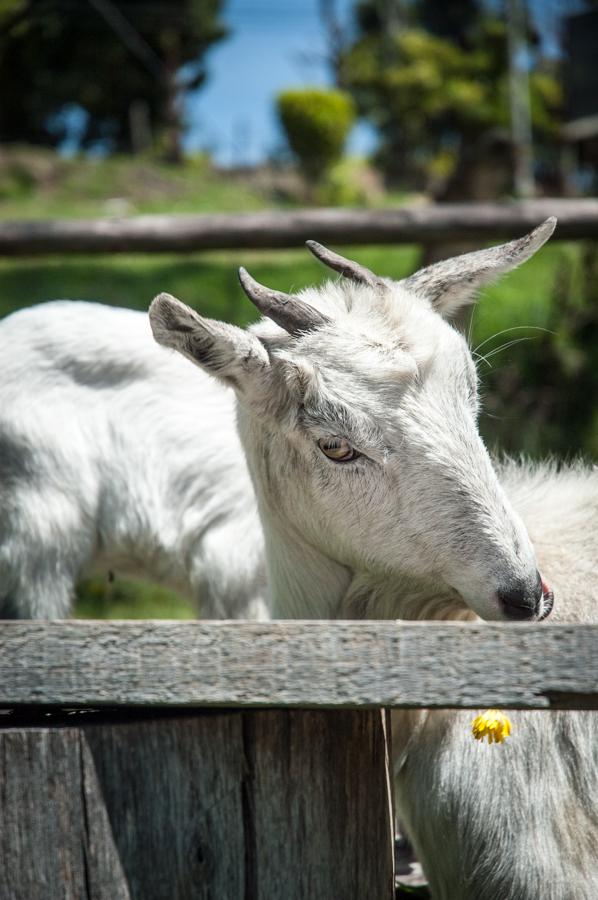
[
  {"left": 183, "top": 0, "right": 583, "bottom": 167},
  {"left": 183, "top": 0, "right": 376, "bottom": 166}
]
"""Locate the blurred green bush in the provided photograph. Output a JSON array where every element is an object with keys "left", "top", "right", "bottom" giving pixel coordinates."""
[{"left": 277, "top": 87, "right": 356, "bottom": 187}]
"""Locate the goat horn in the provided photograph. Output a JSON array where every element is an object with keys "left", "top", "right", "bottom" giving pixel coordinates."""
[
  {"left": 305, "top": 240, "right": 383, "bottom": 288},
  {"left": 238, "top": 267, "right": 330, "bottom": 335}
]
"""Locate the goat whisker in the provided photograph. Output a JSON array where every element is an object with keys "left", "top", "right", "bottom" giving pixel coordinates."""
[
  {"left": 481, "top": 337, "right": 536, "bottom": 362},
  {"left": 473, "top": 325, "right": 554, "bottom": 354}
]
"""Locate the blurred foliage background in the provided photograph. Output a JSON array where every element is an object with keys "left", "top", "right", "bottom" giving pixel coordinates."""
[{"left": 0, "top": 0, "right": 596, "bottom": 619}]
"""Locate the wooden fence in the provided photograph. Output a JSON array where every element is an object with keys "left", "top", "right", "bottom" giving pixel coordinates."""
[
  {"left": 1, "top": 198, "right": 598, "bottom": 255},
  {"left": 1, "top": 620, "right": 597, "bottom": 899}
]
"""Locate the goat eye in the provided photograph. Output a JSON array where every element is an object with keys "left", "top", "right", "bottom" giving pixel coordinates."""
[{"left": 317, "top": 437, "right": 359, "bottom": 462}]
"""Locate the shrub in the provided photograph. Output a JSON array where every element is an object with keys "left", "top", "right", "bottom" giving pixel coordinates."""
[{"left": 277, "top": 87, "right": 356, "bottom": 183}]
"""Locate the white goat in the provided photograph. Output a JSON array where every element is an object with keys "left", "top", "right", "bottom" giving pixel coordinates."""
[
  {"left": 150, "top": 218, "right": 598, "bottom": 900},
  {"left": 0, "top": 301, "right": 266, "bottom": 619}
]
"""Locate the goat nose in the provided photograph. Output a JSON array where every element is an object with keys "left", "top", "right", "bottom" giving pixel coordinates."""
[{"left": 498, "top": 574, "right": 543, "bottom": 621}]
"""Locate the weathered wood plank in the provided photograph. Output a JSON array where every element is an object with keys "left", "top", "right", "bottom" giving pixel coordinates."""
[
  {"left": 0, "top": 199, "right": 596, "bottom": 255},
  {"left": 0, "top": 620, "right": 596, "bottom": 709},
  {"left": 79, "top": 734, "right": 133, "bottom": 900},
  {"left": 84, "top": 713, "right": 246, "bottom": 900},
  {"left": 0, "top": 728, "right": 130, "bottom": 900},
  {"left": 0, "top": 710, "right": 394, "bottom": 899},
  {"left": 245, "top": 709, "right": 395, "bottom": 900},
  {"left": 0, "top": 715, "right": 246, "bottom": 900}
]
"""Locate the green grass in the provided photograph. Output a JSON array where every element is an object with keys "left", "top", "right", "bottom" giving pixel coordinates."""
[
  {"left": 0, "top": 151, "right": 269, "bottom": 219},
  {"left": 474, "top": 240, "right": 583, "bottom": 336},
  {"left": 75, "top": 578, "right": 194, "bottom": 619},
  {"left": 0, "top": 245, "right": 421, "bottom": 321},
  {"left": 0, "top": 239, "right": 576, "bottom": 329},
  {"left": 0, "top": 150, "right": 399, "bottom": 218}
]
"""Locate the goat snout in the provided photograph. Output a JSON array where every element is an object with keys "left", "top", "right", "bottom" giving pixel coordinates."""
[{"left": 497, "top": 572, "right": 544, "bottom": 621}]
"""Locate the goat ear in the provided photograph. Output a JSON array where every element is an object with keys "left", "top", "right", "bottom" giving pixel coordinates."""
[
  {"left": 149, "top": 293, "right": 269, "bottom": 388},
  {"left": 400, "top": 217, "right": 556, "bottom": 317}
]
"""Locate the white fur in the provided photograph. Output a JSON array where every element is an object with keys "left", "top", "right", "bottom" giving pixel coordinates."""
[
  {"left": 0, "top": 301, "right": 267, "bottom": 619},
  {"left": 150, "top": 222, "right": 598, "bottom": 899}
]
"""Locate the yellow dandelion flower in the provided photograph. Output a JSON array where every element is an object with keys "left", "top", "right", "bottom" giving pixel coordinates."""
[{"left": 471, "top": 709, "right": 512, "bottom": 744}]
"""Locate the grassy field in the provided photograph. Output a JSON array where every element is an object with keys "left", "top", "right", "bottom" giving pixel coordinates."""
[
  {"left": 0, "top": 240, "right": 579, "bottom": 331},
  {"left": 1, "top": 151, "right": 595, "bottom": 617},
  {"left": 0, "top": 150, "right": 269, "bottom": 219}
]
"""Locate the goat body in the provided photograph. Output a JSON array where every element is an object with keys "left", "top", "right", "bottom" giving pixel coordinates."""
[
  {"left": 0, "top": 301, "right": 266, "bottom": 619},
  {"left": 151, "top": 220, "right": 598, "bottom": 899}
]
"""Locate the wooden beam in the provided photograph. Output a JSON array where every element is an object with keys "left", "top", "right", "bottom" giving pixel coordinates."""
[
  {"left": 0, "top": 620, "right": 596, "bottom": 710},
  {"left": 0, "top": 199, "right": 597, "bottom": 255}
]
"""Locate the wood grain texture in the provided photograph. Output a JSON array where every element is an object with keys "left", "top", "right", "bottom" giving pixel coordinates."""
[
  {"left": 244, "top": 709, "right": 395, "bottom": 900},
  {"left": 0, "top": 728, "right": 130, "bottom": 900},
  {"left": 0, "top": 199, "right": 596, "bottom": 255},
  {"left": 0, "top": 620, "right": 596, "bottom": 709},
  {"left": 0, "top": 710, "right": 394, "bottom": 900},
  {"left": 84, "top": 713, "right": 246, "bottom": 900}
]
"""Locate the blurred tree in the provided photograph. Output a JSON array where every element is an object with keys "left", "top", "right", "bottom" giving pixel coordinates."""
[
  {"left": 0, "top": 0, "right": 226, "bottom": 158},
  {"left": 277, "top": 87, "right": 356, "bottom": 188},
  {"left": 341, "top": 0, "right": 562, "bottom": 194},
  {"left": 419, "top": 0, "right": 478, "bottom": 44},
  {"left": 480, "top": 245, "right": 598, "bottom": 459}
]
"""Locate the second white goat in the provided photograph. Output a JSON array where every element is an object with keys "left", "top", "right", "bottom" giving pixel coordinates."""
[{"left": 0, "top": 301, "right": 266, "bottom": 619}]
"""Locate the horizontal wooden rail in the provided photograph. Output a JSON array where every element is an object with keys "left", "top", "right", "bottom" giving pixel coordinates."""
[
  {"left": 1, "top": 199, "right": 598, "bottom": 255},
  {"left": 0, "top": 620, "right": 597, "bottom": 709}
]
